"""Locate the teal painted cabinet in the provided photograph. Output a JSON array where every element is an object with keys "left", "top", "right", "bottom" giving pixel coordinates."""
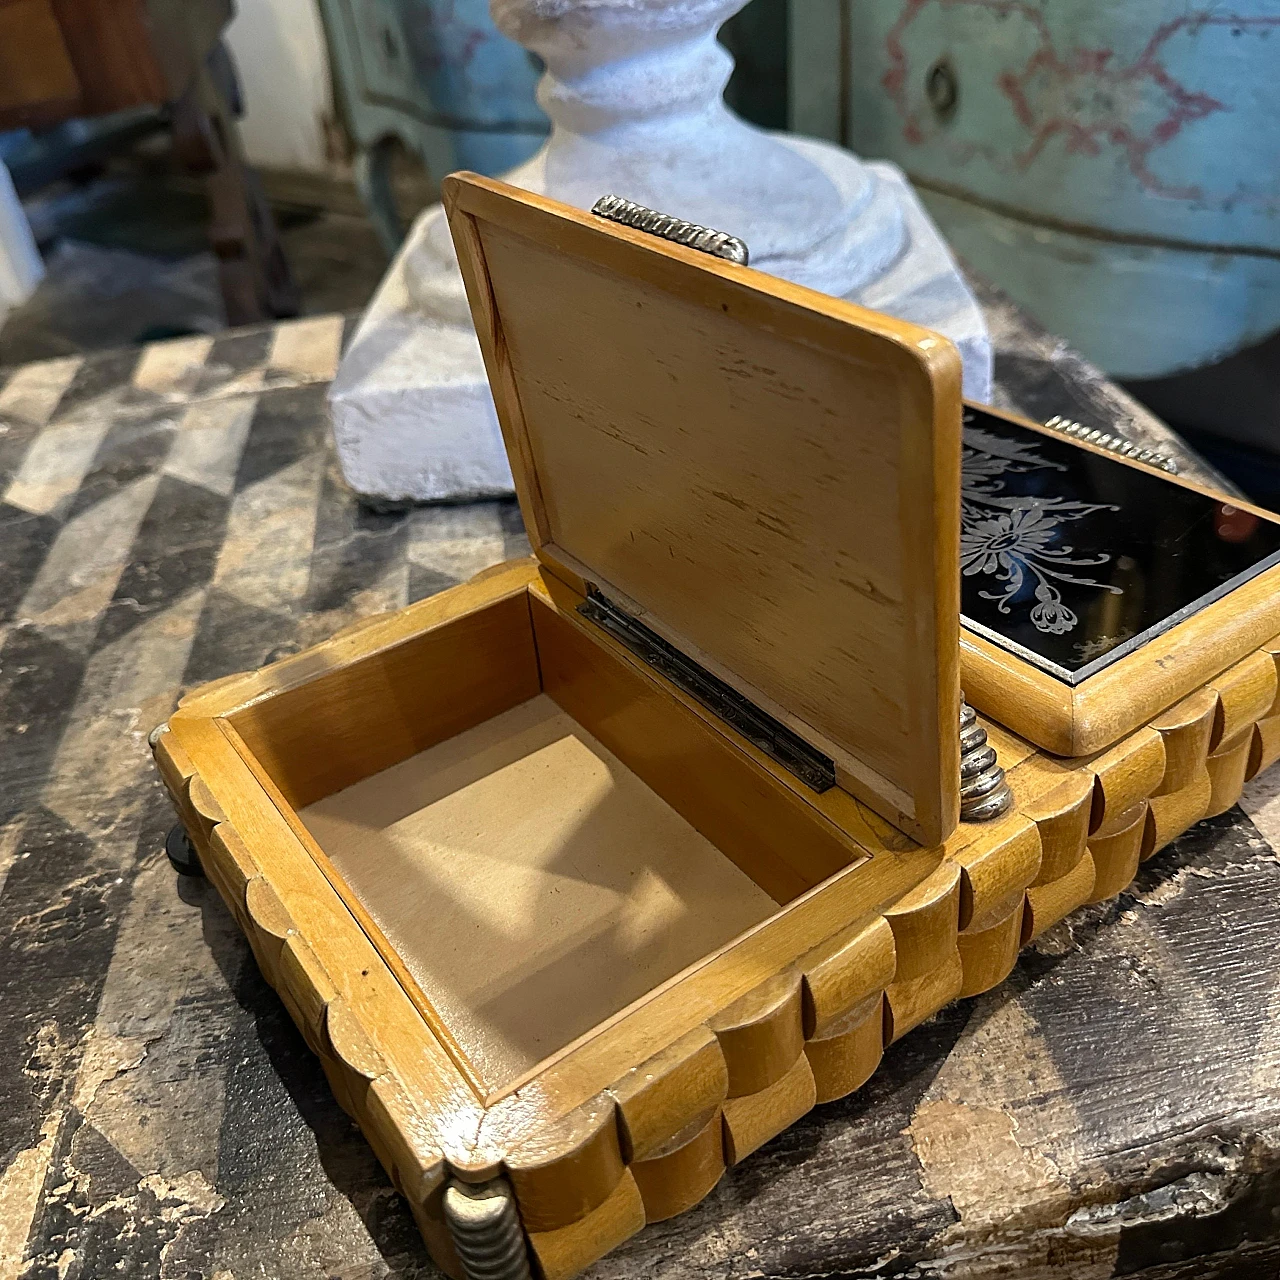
[
  {"left": 790, "top": 1, "right": 1280, "bottom": 379},
  {"left": 318, "top": 0, "right": 547, "bottom": 249}
]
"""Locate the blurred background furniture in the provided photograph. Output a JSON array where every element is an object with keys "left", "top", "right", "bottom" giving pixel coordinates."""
[
  {"left": 315, "top": 0, "right": 548, "bottom": 251},
  {"left": 790, "top": 0, "right": 1280, "bottom": 386},
  {"left": 0, "top": 0, "right": 298, "bottom": 324},
  {"left": 710, "top": 0, "right": 1280, "bottom": 504},
  {"left": 328, "top": 0, "right": 994, "bottom": 506},
  {"left": 2, "top": 0, "right": 1276, "bottom": 503}
]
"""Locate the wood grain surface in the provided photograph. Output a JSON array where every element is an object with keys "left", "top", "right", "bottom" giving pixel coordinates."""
[
  {"left": 445, "top": 173, "right": 962, "bottom": 847},
  {"left": 160, "top": 546, "right": 1280, "bottom": 1278},
  {"left": 3, "top": 317, "right": 1278, "bottom": 1280}
]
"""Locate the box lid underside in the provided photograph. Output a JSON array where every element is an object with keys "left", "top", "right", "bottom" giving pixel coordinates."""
[{"left": 445, "top": 175, "right": 962, "bottom": 844}]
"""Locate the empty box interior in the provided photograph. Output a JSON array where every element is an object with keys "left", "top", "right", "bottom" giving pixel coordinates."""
[{"left": 223, "top": 582, "right": 873, "bottom": 1100}]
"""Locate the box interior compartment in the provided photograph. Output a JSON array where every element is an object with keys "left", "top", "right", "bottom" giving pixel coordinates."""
[{"left": 225, "top": 583, "right": 869, "bottom": 1097}]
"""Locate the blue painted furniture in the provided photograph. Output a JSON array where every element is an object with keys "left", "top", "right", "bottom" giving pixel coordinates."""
[
  {"left": 790, "top": 1, "right": 1280, "bottom": 379},
  {"left": 316, "top": 0, "right": 548, "bottom": 250}
]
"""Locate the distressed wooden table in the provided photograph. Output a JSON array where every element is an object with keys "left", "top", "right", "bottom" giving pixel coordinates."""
[{"left": 1, "top": 305, "right": 1277, "bottom": 1280}]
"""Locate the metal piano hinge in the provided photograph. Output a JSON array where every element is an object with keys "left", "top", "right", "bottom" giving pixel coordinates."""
[
  {"left": 959, "top": 697, "right": 1013, "bottom": 822},
  {"left": 578, "top": 587, "right": 835, "bottom": 793},
  {"left": 1044, "top": 415, "right": 1180, "bottom": 475},
  {"left": 591, "top": 194, "right": 750, "bottom": 265}
]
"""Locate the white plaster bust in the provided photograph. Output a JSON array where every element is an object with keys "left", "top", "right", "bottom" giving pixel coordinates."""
[{"left": 331, "top": 0, "right": 991, "bottom": 503}]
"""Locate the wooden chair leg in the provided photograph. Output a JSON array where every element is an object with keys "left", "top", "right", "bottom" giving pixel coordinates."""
[{"left": 171, "top": 43, "right": 299, "bottom": 325}]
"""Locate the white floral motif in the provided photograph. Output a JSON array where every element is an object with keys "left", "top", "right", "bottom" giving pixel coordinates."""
[{"left": 962, "top": 420, "right": 1122, "bottom": 635}]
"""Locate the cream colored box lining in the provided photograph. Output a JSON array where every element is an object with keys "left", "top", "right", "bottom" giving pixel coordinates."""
[{"left": 301, "top": 694, "right": 779, "bottom": 1093}]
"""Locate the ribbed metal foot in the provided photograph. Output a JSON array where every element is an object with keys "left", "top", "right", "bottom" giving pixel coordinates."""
[
  {"left": 960, "top": 698, "right": 1013, "bottom": 822},
  {"left": 443, "top": 1178, "right": 532, "bottom": 1280}
]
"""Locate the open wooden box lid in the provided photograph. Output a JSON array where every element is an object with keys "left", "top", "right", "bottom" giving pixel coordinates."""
[{"left": 444, "top": 173, "right": 962, "bottom": 846}]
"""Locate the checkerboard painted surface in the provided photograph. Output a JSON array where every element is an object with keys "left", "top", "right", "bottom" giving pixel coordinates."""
[{"left": 1, "top": 314, "right": 1278, "bottom": 1279}]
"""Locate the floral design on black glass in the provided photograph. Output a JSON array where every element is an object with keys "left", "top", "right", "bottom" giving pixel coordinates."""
[{"left": 961, "top": 424, "right": 1121, "bottom": 636}]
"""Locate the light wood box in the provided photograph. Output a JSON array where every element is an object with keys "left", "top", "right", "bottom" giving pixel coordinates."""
[{"left": 153, "top": 176, "right": 1280, "bottom": 1278}]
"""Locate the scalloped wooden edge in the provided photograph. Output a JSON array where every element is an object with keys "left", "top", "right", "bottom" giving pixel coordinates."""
[{"left": 151, "top": 563, "right": 1280, "bottom": 1280}]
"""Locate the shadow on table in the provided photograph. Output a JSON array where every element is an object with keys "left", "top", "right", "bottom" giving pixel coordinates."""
[{"left": 178, "top": 871, "right": 438, "bottom": 1277}]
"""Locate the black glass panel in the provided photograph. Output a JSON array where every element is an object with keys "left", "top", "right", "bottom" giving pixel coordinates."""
[{"left": 960, "top": 407, "right": 1280, "bottom": 685}]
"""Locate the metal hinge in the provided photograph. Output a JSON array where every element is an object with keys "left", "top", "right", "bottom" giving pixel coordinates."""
[
  {"left": 578, "top": 586, "right": 835, "bottom": 793},
  {"left": 1043, "top": 415, "right": 1180, "bottom": 475},
  {"left": 591, "top": 194, "right": 750, "bottom": 265}
]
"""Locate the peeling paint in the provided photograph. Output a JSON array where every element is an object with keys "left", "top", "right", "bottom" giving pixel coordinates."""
[
  {"left": 0, "top": 1111, "right": 63, "bottom": 1280},
  {"left": 910, "top": 1099, "right": 1069, "bottom": 1229},
  {"left": 0, "top": 820, "right": 23, "bottom": 899},
  {"left": 138, "top": 1170, "right": 225, "bottom": 1219},
  {"left": 69, "top": 1030, "right": 153, "bottom": 1117},
  {"left": 1241, "top": 769, "right": 1280, "bottom": 849}
]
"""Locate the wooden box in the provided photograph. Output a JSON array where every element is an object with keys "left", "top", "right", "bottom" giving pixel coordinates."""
[{"left": 153, "top": 175, "right": 1280, "bottom": 1279}]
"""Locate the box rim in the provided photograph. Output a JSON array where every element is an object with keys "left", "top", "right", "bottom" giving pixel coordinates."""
[
  {"left": 153, "top": 557, "right": 1280, "bottom": 1274},
  {"left": 164, "top": 567, "right": 952, "bottom": 1160}
]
